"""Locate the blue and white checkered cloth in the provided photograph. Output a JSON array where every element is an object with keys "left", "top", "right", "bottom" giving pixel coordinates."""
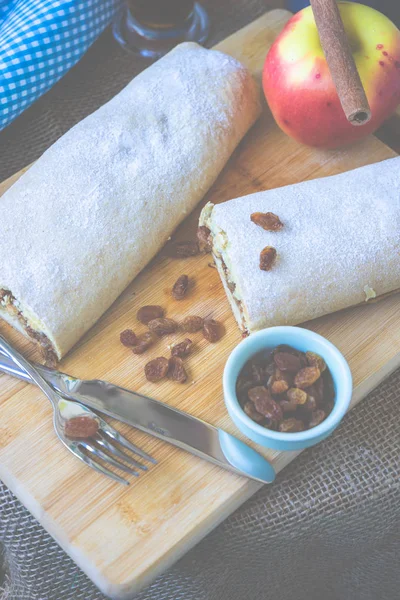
[{"left": 0, "top": 0, "right": 122, "bottom": 131}]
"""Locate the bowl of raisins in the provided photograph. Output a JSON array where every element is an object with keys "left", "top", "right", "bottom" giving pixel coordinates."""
[{"left": 223, "top": 327, "right": 352, "bottom": 450}]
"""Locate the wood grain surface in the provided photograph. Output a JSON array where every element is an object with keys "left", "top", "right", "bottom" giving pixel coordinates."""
[{"left": 0, "top": 9, "right": 399, "bottom": 600}]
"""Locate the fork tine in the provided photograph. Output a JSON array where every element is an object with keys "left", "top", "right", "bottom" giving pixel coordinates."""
[
  {"left": 68, "top": 443, "right": 129, "bottom": 485},
  {"left": 99, "top": 419, "right": 157, "bottom": 464},
  {"left": 80, "top": 441, "right": 140, "bottom": 477},
  {"left": 95, "top": 433, "right": 148, "bottom": 471}
]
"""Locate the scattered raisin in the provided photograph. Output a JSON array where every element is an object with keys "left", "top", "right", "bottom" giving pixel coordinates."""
[
  {"left": 167, "top": 356, "right": 187, "bottom": 383},
  {"left": 148, "top": 317, "right": 178, "bottom": 336},
  {"left": 243, "top": 401, "right": 264, "bottom": 423},
  {"left": 251, "top": 211, "right": 283, "bottom": 231},
  {"left": 170, "top": 240, "right": 199, "bottom": 258},
  {"left": 172, "top": 275, "right": 189, "bottom": 300},
  {"left": 145, "top": 357, "right": 169, "bottom": 382},
  {"left": 203, "top": 319, "right": 223, "bottom": 343},
  {"left": 197, "top": 226, "right": 213, "bottom": 253},
  {"left": 274, "top": 352, "right": 302, "bottom": 373},
  {"left": 131, "top": 332, "right": 155, "bottom": 355},
  {"left": 64, "top": 416, "right": 99, "bottom": 439},
  {"left": 182, "top": 315, "right": 204, "bottom": 333},
  {"left": 171, "top": 338, "right": 193, "bottom": 357},
  {"left": 260, "top": 246, "right": 277, "bottom": 271},
  {"left": 279, "top": 418, "right": 305, "bottom": 433},
  {"left": 137, "top": 305, "right": 164, "bottom": 325},
  {"left": 294, "top": 366, "right": 321, "bottom": 389},
  {"left": 120, "top": 329, "right": 138, "bottom": 347}
]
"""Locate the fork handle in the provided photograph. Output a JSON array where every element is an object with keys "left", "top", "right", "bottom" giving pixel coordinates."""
[{"left": 0, "top": 335, "right": 60, "bottom": 407}]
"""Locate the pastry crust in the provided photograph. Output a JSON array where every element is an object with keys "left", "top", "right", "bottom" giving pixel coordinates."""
[
  {"left": 0, "top": 42, "right": 261, "bottom": 360},
  {"left": 200, "top": 157, "right": 400, "bottom": 333}
]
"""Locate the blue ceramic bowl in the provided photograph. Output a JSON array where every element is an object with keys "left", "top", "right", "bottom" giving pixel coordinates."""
[{"left": 223, "top": 326, "right": 353, "bottom": 451}]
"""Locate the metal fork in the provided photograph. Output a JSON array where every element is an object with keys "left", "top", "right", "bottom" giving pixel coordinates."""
[{"left": 0, "top": 335, "right": 156, "bottom": 485}]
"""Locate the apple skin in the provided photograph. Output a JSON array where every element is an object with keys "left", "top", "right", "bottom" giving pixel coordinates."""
[{"left": 263, "top": 2, "right": 400, "bottom": 148}]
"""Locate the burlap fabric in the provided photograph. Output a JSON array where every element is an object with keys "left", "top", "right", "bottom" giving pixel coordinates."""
[{"left": 0, "top": 0, "right": 399, "bottom": 598}]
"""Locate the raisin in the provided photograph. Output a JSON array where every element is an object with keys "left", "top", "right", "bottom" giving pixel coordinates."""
[
  {"left": 309, "top": 409, "right": 326, "bottom": 428},
  {"left": 274, "top": 368, "right": 293, "bottom": 385},
  {"left": 251, "top": 212, "right": 284, "bottom": 231},
  {"left": 274, "top": 351, "right": 302, "bottom": 373},
  {"left": 144, "top": 357, "right": 169, "bottom": 382},
  {"left": 251, "top": 363, "right": 265, "bottom": 383},
  {"left": 306, "top": 351, "right": 327, "bottom": 373},
  {"left": 131, "top": 332, "right": 155, "bottom": 355},
  {"left": 236, "top": 378, "right": 256, "bottom": 399},
  {"left": 248, "top": 386, "right": 283, "bottom": 421},
  {"left": 260, "top": 246, "right": 277, "bottom": 271},
  {"left": 303, "top": 395, "right": 318, "bottom": 412},
  {"left": 167, "top": 356, "right": 187, "bottom": 383},
  {"left": 280, "top": 398, "right": 298, "bottom": 413},
  {"left": 148, "top": 317, "right": 178, "bottom": 336},
  {"left": 64, "top": 416, "right": 99, "bottom": 439},
  {"left": 171, "top": 338, "right": 193, "bottom": 357},
  {"left": 270, "top": 368, "right": 293, "bottom": 395},
  {"left": 120, "top": 329, "right": 138, "bottom": 347},
  {"left": 294, "top": 366, "right": 321, "bottom": 389},
  {"left": 243, "top": 401, "right": 264, "bottom": 423},
  {"left": 137, "top": 305, "right": 164, "bottom": 325},
  {"left": 287, "top": 387, "right": 308, "bottom": 405},
  {"left": 170, "top": 240, "right": 199, "bottom": 258},
  {"left": 271, "top": 378, "right": 289, "bottom": 395},
  {"left": 182, "top": 315, "right": 204, "bottom": 333},
  {"left": 322, "top": 369, "right": 335, "bottom": 402},
  {"left": 203, "top": 319, "right": 223, "bottom": 343},
  {"left": 172, "top": 275, "right": 189, "bottom": 300},
  {"left": 197, "top": 226, "right": 213, "bottom": 253},
  {"left": 279, "top": 418, "right": 305, "bottom": 433},
  {"left": 274, "top": 345, "right": 307, "bottom": 367},
  {"left": 308, "top": 378, "right": 324, "bottom": 403}
]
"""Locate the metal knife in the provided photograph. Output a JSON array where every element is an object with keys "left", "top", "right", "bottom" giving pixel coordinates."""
[{"left": 0, "top": 351, "right": 275, "bottom": 484}]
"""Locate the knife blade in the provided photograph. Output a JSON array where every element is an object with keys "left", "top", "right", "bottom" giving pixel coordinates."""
[{"left": 0, "top": 351, "right": 275, "bottom": 484}]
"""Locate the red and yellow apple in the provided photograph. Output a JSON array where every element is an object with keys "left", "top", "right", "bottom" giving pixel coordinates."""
[{"left": 263, "top": 2, "right": 400, "bottom": 148}]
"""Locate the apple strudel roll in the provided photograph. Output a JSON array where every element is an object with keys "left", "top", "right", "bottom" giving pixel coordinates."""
[
  {"left": 200, "top": 157, "right": 400, "bottom": 333},
  {"left": 0, "top": 42, "right": 261, "bottom": 362}
]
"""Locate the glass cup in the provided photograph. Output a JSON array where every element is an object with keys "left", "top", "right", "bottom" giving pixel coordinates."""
[{"left": 113, "top": 0, "right": 210, "bottom": 58}]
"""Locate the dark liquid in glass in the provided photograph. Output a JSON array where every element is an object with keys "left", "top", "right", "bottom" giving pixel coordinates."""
[{"left": 127, "top": 0, "right": 195, "bottom": 29}]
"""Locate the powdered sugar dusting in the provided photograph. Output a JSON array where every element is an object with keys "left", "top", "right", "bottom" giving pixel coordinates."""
[
  {"left": 204, "top": 157, "right": 400, "bottom": 331},
  {"left": 0, "top": 42, "right": 261, "bottom": 357}
]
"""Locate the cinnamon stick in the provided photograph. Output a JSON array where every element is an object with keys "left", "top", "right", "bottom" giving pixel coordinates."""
[{"left": 310, "top": 0, "right": 371, "bottom": 126}]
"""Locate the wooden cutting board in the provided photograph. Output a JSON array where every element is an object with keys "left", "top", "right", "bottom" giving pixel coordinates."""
[{"left": 0, "top": 9, "right": 399, "bottom": 599}]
